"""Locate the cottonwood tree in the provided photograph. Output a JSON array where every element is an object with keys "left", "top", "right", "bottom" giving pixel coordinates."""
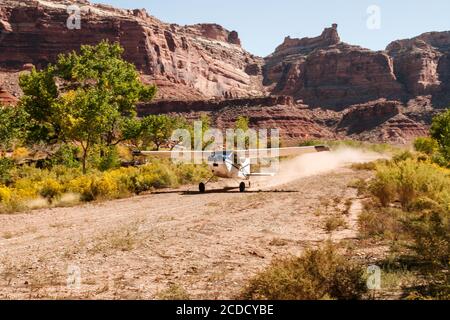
[
  {"left": 0, "top": 104, "right": 27, "bottom": 155},
  {"left": 431, "top": 109, "right": 450, "bottom": 163},
  {"left": 140, "top": 115, "right": 183, "bottom": 151},
  {"left": 234, "top": 115, "right": 251, "bottom": 149},
  {"left": 19, "top": 40, "right": 157, "bottom": 173}
]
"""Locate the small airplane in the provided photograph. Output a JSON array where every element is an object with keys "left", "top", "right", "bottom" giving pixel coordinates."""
[{"left": 133, "top": 145, "right": 330, "bottom": 193}]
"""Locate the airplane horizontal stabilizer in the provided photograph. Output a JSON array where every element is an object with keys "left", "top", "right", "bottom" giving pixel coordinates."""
[
  {"left": 239, "top": 145, "right": 330, "bottom": 159},
  {"left": 247, "top": 173, "right": 276, "bottom": 177}
]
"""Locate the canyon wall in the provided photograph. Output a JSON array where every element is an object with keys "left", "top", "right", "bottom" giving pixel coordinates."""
[
  {"left": 1, "top": 0, "right": 449, "bottom": 143},
  {"left": 0, "top": 0, "right": 265, "bottom": 101}
]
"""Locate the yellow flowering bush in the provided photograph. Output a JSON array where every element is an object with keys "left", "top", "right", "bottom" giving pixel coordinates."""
[
  {"left": 0, "top": 158, "right": 211, "bottom": 212},
  {"left": 0, "top": 185, "right": 12, "bottom": 204},
  {"left": 39, "top": 178, "right": 63, "bottom": 203}
]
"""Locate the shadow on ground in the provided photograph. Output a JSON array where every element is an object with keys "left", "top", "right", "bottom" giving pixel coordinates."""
[{"left": 151, "top": 187, "right": 299, "bottom": 195}]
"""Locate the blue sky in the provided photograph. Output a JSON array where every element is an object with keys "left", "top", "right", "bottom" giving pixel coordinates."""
[{"left": 92, "top": 0, "right": 450, "bottom": 57}]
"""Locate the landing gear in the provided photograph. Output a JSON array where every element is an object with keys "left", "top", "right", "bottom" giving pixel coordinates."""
[
  {"left": 199, "top": 174, "right": 216, "bottom": 193},
  {"left": 239, "top": 182, "right": 246, "bottom": 193}
]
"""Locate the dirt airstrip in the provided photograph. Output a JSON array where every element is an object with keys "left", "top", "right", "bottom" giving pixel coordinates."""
[{"left": 0, "top": 150, "right": 384, "bottom": 299}]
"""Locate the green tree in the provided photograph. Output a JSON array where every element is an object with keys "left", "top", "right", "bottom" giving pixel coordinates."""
[
  {"left": 19, "top": 66, "right": 59, "bottom": 144},
  {"left": 121, "top": 117, "right": 144, "bottom": 148},
  {"left": 235, "top": 116, "right": 250, "bottom": 132},
  {"left": 57, "top": 88, "right": 116, "bottom": 173},
  {"left": 234, "top": 116, "right": 250, "bottom": 149},
  {"left": 190, "top": 114, "right": 214, "bottom": 150},
  {"left": 19, "top": 41, "right": 157, "bottom": 173},
  {"left": 414, "top": 137, "right": 438, "bottom": 156},
  {"left": 141, "top": 115, "right": 181, "bottom": 150},
  {"left": 430, "top": 109, "right": 450, "bottom": 163},
  {"left": 0, "top": 104, "right": 27, "bottom": 155}
]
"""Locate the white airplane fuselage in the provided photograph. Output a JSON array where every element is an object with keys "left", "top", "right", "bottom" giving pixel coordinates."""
[{"left": 207, "top": 151, "right": 250, "bottom": 179}]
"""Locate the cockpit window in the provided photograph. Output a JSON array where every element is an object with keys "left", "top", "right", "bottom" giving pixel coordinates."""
[{"left": 209, "top": 151, "right": 233, "bottom": 162}]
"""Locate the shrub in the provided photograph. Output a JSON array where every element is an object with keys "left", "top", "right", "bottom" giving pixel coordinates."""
[
  {"left": 407, "top": 272, "right": 450, "bottom": 300},
  {"left": 11, "top": 147, "right": 29, "bottom": 162},
  {"left": 324, "top": 216, "right": 347, "bottom": 232},
  {"left": 157, "top": 285, "right": 191, "bottom": 300},
  {"left": 175, "top": 163, "right": 211, "bottom": 185},
  {"left": 68, "top": 175, "right": 97, "bottom": 202},
  {"left": 39, "top": 178, "right": 63, "bottom": 203},
  {"left": 326, "top": 140, "right": 398, "bottom": 154},
  {"left": 392, "top": 150, "right": 414, "bottom": 163},
  {"left": 369, "top": 160, "right": 450, "bottom": 209},
  {"left": 0, "top": 156, "right": 211, "bottom": 210},
  {"left": 403, "top": 209, "right": 449, "bottom": 267},
  {"left": 51, "top": 144, "right": 80, "bottom": 168},
  {"left": 348, "top": 178, "right": 368, "bottom": 196},
  {"left": 369, "top": 165, "right": 397, "bottom": 207},
  {"left": 13, "top": 178, "right": 40, "bottom": 199},
  {"left": 414, "top": 137, "right": 438, "bottom": 156},
  {"left": 137, "top": 162, "right": 178, "bottom": 189},
  {"left": 430, "top": 109, "right": 450, "bottom": 162},
  {"left": 117, "top": 145, "right": 133, "bottom": 162},
  {"left": 364, "top": 157, "right": 449, "bottom": 276},
  {"left": 240, "top": 244, "right": 367, "bottom": 300},
  {"left": 98, "top": 146, "right": 121, "bottom": 171},
  {"left": 351, "top": 161, "right": 377, "bottom": 171},
  {"left": 298, "top": 140, "right": 324, "bottom": 147},
  {"left": 0, "top": 185, "right": 12, "bottom": 204},
  {"left": 0, "top": 157, "right": 14, "bottom": 185},
  {"left": 358, "top": 207, "right": 405, "bottom": 240}
]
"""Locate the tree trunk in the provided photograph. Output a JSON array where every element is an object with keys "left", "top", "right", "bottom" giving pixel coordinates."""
[
  {"left": 81, "top": 143, "right": 88, "bottom": 174},
  {"left": 82, "top": 151, "right": 87, "bottom": 174}
]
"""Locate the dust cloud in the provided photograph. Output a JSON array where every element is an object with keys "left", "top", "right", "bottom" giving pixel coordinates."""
[{"left": 253, "top": 148, "right": 386, "bottom": 190}]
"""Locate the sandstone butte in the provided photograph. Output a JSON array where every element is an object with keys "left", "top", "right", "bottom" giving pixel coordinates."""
[{"left": 0, "top": 0, "right": 448, "bottom": 144}]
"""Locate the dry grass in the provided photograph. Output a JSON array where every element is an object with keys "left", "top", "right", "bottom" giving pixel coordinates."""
[
  {"left": 157, "top": 284, "right": 190, "bottom": 300},
  {"left": 2, "top": 231, "right": 14, "bottom": 239},
  {"left": 88, "top": 225, "right": 143, "bottom": 254},
  {"left": 324, "top": 215, "right": 348, "bottom": 233},
  {"left": 269, "top": 238, "right": 289, "bottom": 247}
]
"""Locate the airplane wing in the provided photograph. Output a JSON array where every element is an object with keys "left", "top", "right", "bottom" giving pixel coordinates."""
[
  {"left": 133, "top": 150, "right": 213, "bottom": 159},
  {"left": 134, "top": 145, "right": 329, "bottom": 159},
  {"left": 238, "top": 145, "right": 330, "bottom": 159}
]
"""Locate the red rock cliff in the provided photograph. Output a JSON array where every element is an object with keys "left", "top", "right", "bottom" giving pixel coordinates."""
[
  {"left": 264, "top": 24, "right": 404, "bottom": 110},
  {"left": 387, "top": 31, "right": 450, "bottom": 102},
  {"left": 0, "top": 0, "right": 265, "bottom": 100}
]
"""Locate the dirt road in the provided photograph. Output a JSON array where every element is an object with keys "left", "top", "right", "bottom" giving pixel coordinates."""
[{"left": 0, "top": 152, "right": 378, "bottom": 299}]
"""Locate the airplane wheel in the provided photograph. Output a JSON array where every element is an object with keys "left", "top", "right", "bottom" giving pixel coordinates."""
[
  {"left": 199, "top": 183, "right": 206, "bottom": 193},
  {"left": 239, "top": 182, "right": 246, "bottom": 193}
]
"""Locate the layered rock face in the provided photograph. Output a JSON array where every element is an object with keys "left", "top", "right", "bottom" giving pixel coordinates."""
[
  {"left": 0, "top": 0, "right": 264, "bottom": 100},
  {"left": 264, "top": 24, "right": 404, "bottom": 109},
  {"left": 138, "top": 97, "right": 339, "bottom": 143},
  {"left": 0, "top": 0, "right": 448, "bottom": 143},
  {"left": 138, "top": 97, "right": 432, "bottom": 144},
  {"left": 0, "top": 86, "right": 18, "bottom": 105},
  {"left": 265, "top": 25, "right": 450, "bottom": 110},
  {"left": 387, "top": 31, "right": 450, "bottom": 103}
]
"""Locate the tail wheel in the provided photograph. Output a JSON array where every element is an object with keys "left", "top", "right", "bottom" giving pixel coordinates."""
[
  {"left": 239, "top": 182, "right": 246, "bottom": 193},
  {"left": 199, "top": 183, "right": 206, "bottom": 193}
]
